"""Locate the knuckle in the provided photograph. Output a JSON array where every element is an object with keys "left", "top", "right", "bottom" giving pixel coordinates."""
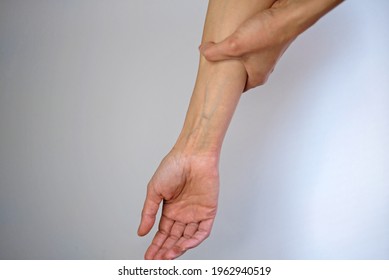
[{"left": 226, "top": 36, "right": 242, "bottom": 56}]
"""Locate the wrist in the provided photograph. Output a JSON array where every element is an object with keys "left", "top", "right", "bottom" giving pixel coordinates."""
[{"left": 173, "top": 124, "right": 222, "bottom": 160}]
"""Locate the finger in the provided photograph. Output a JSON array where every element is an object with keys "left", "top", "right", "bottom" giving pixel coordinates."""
[
  {"left": 200, "top": 10, "right": 277, "bottom": 62},
  {"left": 199, "top": 36, "right": 243, "bottom": 62},
  {"left": 163, "top": 223, "right": 199, "bottom": 260},
  {"left": 153, "top": 221, "right": 186, "bottom": 260},
  {"left": 144, "top": 215, "right": 174, "bottom": 260},
  {"left": 244, "top": 62, "right": 271, "bottom": 91},
  {"left": 163, "top": 219, "right": 213, "bottom": 260},
  {"left": 183, "top": 222, "right": 199, "bottom": 239},
  {"left": 137, "top": 184, "right": 162, "bottom": 236},
  {"left": 199, "top": 13, "right": 262, "bottom": 62},
  {"left": 243, "top": 45, "right": 284, "bottom": 91},
  {"left": 180, "top": 219, "right": 214, "bottom": 250}
]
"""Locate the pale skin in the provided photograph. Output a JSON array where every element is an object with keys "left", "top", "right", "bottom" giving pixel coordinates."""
[
  {"left": 138, "top": 0, "right": 343, "bottom": 260},
  {"left": 200, "top": 0, "right": 344, "bottom": 90}
]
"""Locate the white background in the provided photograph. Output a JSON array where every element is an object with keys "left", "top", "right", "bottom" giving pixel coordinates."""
[{"left": 0, "top": 0, "right": 388, "bottom": 259}]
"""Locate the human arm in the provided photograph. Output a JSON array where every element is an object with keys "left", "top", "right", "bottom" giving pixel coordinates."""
[
  {"left": 199, "top": 0, "right": 344, "bottom": 91},
  {"left": 137, "top": 0, "right": 276, "bottom": 260}
]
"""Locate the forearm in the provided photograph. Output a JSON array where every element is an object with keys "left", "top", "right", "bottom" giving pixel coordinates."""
[
  {"left": 300, "top": 0, "right": 344, "bottom": 25},
  {"left": 173, "top": 0, "right": 275, "bottom": 158},
  {"left": 139, "top": 0, "right": 344, "bottom": 260},
  {"left": 274, "top": 0, "right": 344, "bottom": 41},
  {"left": 174, "top": 59, "right": 245, "bottom": 157}
]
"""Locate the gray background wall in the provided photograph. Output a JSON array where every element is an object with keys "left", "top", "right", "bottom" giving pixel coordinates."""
[{"left": 0, "top": 0, "right": 388, "bottom": 259}]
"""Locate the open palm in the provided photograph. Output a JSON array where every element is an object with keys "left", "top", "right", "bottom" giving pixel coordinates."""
[{"left": 138, "top": 151, "right": 219, "bottom": 259}]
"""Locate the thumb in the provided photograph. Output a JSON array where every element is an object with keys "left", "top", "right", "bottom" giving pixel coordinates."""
[
  {"left": 199, "top": 35, "right": 244, "bottom": 62},
  {"left": 137, "top": 186, "right": 162, "bottom": 236}
]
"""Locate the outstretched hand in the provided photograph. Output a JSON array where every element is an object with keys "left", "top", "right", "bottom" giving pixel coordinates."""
[
  {"left": 138, "top": 151, "right": 219, "bottom": 260},
  {"left": 199, "top": 0, "right": 343, "bottom": 91}
]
